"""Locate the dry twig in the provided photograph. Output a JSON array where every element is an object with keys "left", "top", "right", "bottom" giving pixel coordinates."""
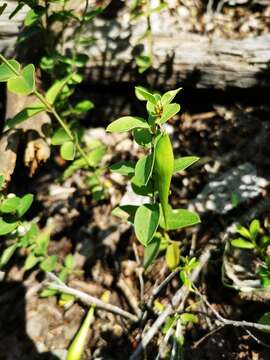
[
  {"left": 195, "top": 286, "right": 270, "bottom": 332},
  {"left": 46, "top": 272, "right": 138, "bottom": 322},
  {"left": 129, "top": 247, "right": 213, "bottom": 360}
]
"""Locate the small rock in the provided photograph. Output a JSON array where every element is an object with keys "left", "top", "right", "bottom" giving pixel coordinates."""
[
  {"left": 189, "top": 163, "right": 268, "bottom": 215},
  {"left": 51, "top": 349, "right": 68, "bottom": 360},
  {"left": 120, "top": 182, "right": 150, "bottom": 206},
  {"left": 27, "top": 313, "right": 48, "bottom": 339}
]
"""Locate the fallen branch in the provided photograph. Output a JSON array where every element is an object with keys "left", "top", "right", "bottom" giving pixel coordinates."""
[
  {"left": 129, "top": 246, "right": 213, "bottom": 360},
  {"left": 117, "top": 275, "right": 142, "bottom": 318},
  {"left": 46, "top": 272, "right": 138, "bottom": 322},
  {"left": 196, "top": 287, "right": 270, "bottom": 333}
]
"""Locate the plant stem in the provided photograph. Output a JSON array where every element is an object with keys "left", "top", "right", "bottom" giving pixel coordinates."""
[
  {"left": 0, "top": 54, "right": 92, "bottom": 168},
  {"left": 146, "top": 0, "right": 153, "bottom": 61}
]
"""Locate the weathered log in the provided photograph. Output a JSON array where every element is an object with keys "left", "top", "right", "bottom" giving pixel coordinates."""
[
  {"left": 0, "top": 1, "right": 28, "bottom": 54},
  {"left": 85, "top": 18, "right": 270, "bottom": 89},
  {"left": 1, "top": 2, "right": 270, "bottom": 89}
]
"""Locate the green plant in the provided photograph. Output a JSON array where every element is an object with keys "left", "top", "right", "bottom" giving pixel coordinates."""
[
  {"left": 1, "top": 0, "right": 110, "bottom": 193},
  {"left": 0, "top": 175, "right": 72, "bottom": 275},
  {"left": 0, "top": 54, "right": 95, "bottom": 165},
  {"left": 8, "top": 1, "right": 99, "bottom": 118},
  {"left": 129, "top": 1, "right": 167, "bottom": 73},
  {"left": 0, "top": 172, "right": 76, "bottom": 303},
  {"left": 0, "top": 175, "right": 34, "bottom": 267},
  {"left": 106, "top": 86, "right": 200, "bottom": 270},
  {"left": 230, "top": 219, "right": 270, "bottom": 287}
]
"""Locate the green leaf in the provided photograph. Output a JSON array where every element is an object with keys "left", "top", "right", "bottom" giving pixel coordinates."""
[
  {"left": 133, "top": 128, "right": 152, "bottom": 148},
  {"left": 0, "top": 243, "right": 18, "bottom": 267},
  {"left": 20, "top": 224, "right": 38, "bottom": 248},
  {"left": 111, "top": 205, "right": 138, "bottom": 223},
  {"left": 260, "top": 236, "right": 270, "bottom": 249},
  {"left": 166, "top": 242, "right": 180, "bottom": 270},
  {"left": 40, "top": 255, "right": 58, "bottom": 272},
  {"left": 159, "top": 103, "right": 180, "bottom": 124},
  {"left": 64, "top": 254, "right": 74, "bottom": 270},
  {"left": 59, "top": 293, "right": 75, "bottom": 307},
  {"left": 110, "top": 161, "right": 136, "bottom": 176},
  {"left": 40, "top": 56, "right": 54, "bottom": 71},
  {"left": 17, "top": 194, "right": 34, "bottom": 218},
  {"left": 135, "top": 86, "right": 156, "bottom": 104},
  {"left": 266, "top": 255, "right": 270, "bottom": 269},
  {"left": 0, "top": 176, "right": 4, "bottom": 190},
  {"left": 51, "top": 128, "right": 71, "bottom": 145},
  {"left": 0, "top": 197, "right": 20, "bottom": 213},
  {"left": 35, "top": 229, "right": 50, "bottom": 256},
  {"left": 143, "top": 234, "right": 161, "bottom": 270},
  {"left": 60, "top": 141, "right": 76, "bottom": 161},
  {"left": 24, "top": 252, "right": 40, "bottom": 271},
  {"left": 135, "top": 54, "right": 151, "bottom": 73},
  {"left": 180, "top": 313, "right": 198, "bottom": 325},
  {"left": 134, "top": 153, "right": 155, "bottom": 186},
  {"left": 174, "top": 156, "right": 199, "bottom": 173},
  {"left": 231, "top": 238, "right": 255, "bottom": 249},
  {"left": 60, "top": 141, "right": 76, "bottom": 160},
  {"left": 84, "top": 7, "right": 104, "bottom": 21},
  {"left": 45, "top": 74, "right": 72, "bottom": 104},
  {"left": 4, "top": 102, "right": 45, "bottom": 131},
  {"left": 249, "top": 219, "right": 260, "bottom": 240},
  {"left": 24, "top": 9, "right": 39, "bottom": 26},
  {"left": 106, "top": 116, "right": 149, "bottom": 133},
  {"left": 162, "top": 316, "right": 176, "bottom": 334},
  {"left": 0, "top": 60, "right": 20, "bottom": 82},
  {"left": 131, "top": 176, "right": 153, "bottom": 196},
  {"left": 134, "top": 204, "right": 160, "bottom": 246},
  {"left": 8, "top": 64, "right": 35, "bottom": 95},
  {"left": 261, "top": 275, "right": 270, "bottom": 288},
  {"left": 74, "top": 100, "right": 94, "bottom": 114},
  {"left": 63, "top": 145, "right": 107, "bottom": 179},
  {"left": 146, "top": 101, "right": 156, "bottom": 116},
  {"left": 161, "top": 88, "right": 182, "bottom": 106},
  {"left": 258, "top": 312, "right": 270, "bottom": 331},
  {"left": 236, "top": 225, "right": 251, "bottom": 240},
  {"left": 40, "top": 288, "right": 58, "bottom": 298},
  {"left": 160, "top": 208, "right": 201, "bottom": 230}
]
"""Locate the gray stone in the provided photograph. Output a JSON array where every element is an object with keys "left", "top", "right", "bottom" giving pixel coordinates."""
[
  {"left": 189, "top": 163, "right": 268, "bottom": 215},
  {"left": 51, "top": 349, "right": 68, "bottom": 360}
]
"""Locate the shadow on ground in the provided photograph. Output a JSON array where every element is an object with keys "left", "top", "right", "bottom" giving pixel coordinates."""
[{"left": 0, "top": 280, "right": 59, "bottom": 360}]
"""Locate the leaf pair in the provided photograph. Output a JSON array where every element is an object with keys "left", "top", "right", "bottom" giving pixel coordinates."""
[{"left": 0, "top": 60, "right": 35, "bottom": 95}]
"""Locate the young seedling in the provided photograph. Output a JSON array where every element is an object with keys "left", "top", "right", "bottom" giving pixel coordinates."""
[
  {"left": 130, "top": 1, "right": 167, "bottom": 73},
  {"left": 230, "top": 219, "right": 270, "bottom": 287},
  {"left": 107, "top": 86, "right": 200, "bottom": 270},
  {"left": 130, "top": 0, "right": 167, "bottom": 74}
]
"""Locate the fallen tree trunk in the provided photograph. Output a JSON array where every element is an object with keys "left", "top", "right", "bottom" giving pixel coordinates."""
[
  {"left": 86, "top": 20, "right": 270, "bottom": 89},
  {"left": 1, "top": 2, "right": 270, "bottom": 89}
]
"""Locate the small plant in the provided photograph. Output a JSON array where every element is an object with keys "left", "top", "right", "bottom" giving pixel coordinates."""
[
  {"left": 106, "top": 86, "right": 200, "bottom": 270},
  {"left": 0, "top": 175, "right": 34, "bottom": 268},
  {"left": 230, "top": 219, "right": 270, "bottom": 287},
  {"left": 0, "top": 174, "right": 74, "bottom": 276},
  {"left": 129, "top": 1, "right": 167, "bottom": 73}
]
